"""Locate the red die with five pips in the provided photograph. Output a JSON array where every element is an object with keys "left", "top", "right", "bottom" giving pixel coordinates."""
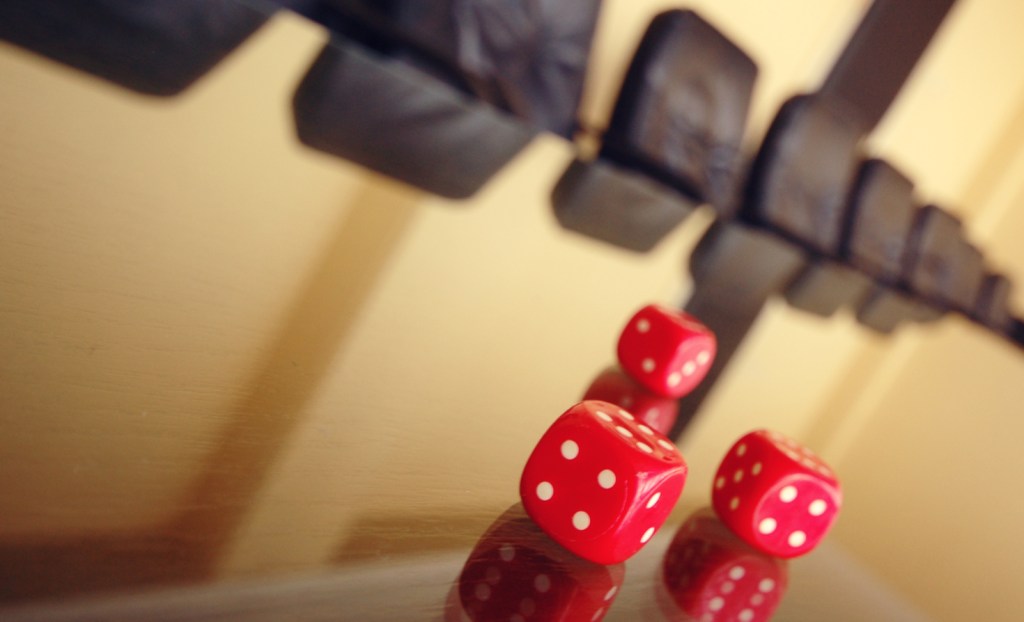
[
  {"left": 711, "top": 429, "right": 841, "bottom": 558},
  {"left": 519, "top": 400, "right": 688, "bottom": 565}
]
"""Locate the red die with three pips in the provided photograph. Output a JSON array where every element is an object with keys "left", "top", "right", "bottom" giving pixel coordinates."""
[{"left": 616, "top": 304, "right": 716, "bottom": 398}]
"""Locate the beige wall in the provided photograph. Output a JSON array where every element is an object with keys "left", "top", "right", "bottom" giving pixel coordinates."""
[
  {"left": 810, "top": 2, "right": 1024, "bottom": 620},
  {"left": 822, "top": 110, "right": 1024, "bottom": 622},
  {"left": 1, "top": 2, "right": 1023, "bottom": 619},
  {"left": 0, "top": 16, "right": 339, "bottom": 536}
]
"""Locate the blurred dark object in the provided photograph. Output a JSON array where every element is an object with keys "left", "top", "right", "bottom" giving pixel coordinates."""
[
  {"left": 781, "top": 158, "right": 916, "bottom": 318},
  {"left": 742, "top": 94, "right": 874, "bottom": 319},
  {"left": 971, "top": 273, "right": 1014, "bottom": 335},
  {"left": 856, "top": 286, "right": 944, "bottom": 334},
  {"left": 837, "top": 161, "right": 950, "bottom": 333},
  {"left": 841, "top": 159, "right": 919, "bottom": 281},
  {"left": 601, "top": 9, "right": 757, "bottom": 215},
  {"left": 672, "top": 222, "right": 805, "bottom": 437},
  {"left": 551, "top": 9, "right": 756, "bottom": 253},
  {"left": 0, "top": 0, "right": 269, "bottom": 95},
  {"left": 1008, "top": 319, "right": 1024, "bottom": 349},
  {"left": 551, "top": 159, "right": 695, "bottom": 252},
  {"left": 286, "top": 0, "right": 490, "bottom": 100},
  {"left": 292, "top": 0, "right": 605, "bottom": 197},
  {"left": 688, "top": 223, "right": 806, "bottom": 316},
  {"left": 784, "top": 261, "right": 872, "bottom": 318},
  {"left": 904, "top": 205, "right": 985, "bottom": 312},
  {"left": 293, "top": 40, "right": 535, "bottom": 199},
  {"left": 820, "top": 0, "right": 957, "bottom": 130},
  {"left": 303, "top": 0, "right": 603, "bottom": 138},
  {"left": 744, "top": 94, "right": 866, "bottom": 254}
]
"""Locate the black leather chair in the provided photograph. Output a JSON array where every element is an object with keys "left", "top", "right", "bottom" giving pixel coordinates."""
[
  {"left": 744, "top": 94, "right": 866, "bottom": 254},
  {"left": 293, "top": 40, "right": 535, "bottom": 199},
  {"left": 364, "top": 0, "right": 604, "bottom": 139},
  {"left": 843, "top": 159, "right": 918, "bottom": 280},
  {"left": 553, "top": 10, "right": 757, "bottom": 251},
  {"left": 972, "top": 273, "right": 1015, "bottom": 335},
  {"left": 744, "top": 94, "right": 872, "bottom": 317},
  {"left": 601, "top": 10, "right": 757, "bottom": 215},
  {"left": 839, "top": 159, "right": 944, "bottom": 332},
  {"left": 291, "top": 0, "right": 604, "bottom": 198},
  {"left": 903, "top": 204, "right": 986, "bottom": 312},
  {"left": 0, "top": 0, "right": 269, "bottom": 96}
]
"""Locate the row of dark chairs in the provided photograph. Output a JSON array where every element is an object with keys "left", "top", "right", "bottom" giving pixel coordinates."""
[
  {"left": 292, "top": 1, "right": 1019, "bottom": 342},
  {"left": 0, "top": 0, "right": 1017, "bottom": 345}
]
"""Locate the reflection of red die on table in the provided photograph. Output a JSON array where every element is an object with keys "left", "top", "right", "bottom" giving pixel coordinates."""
[
  {"left": 520, "top": 400, "right": 688, "bottom": 564},
  {"left": 660, "top": 508, "right": 788, "bottom": 622},
  {"left": 712, "top": 430, "right": 841, "bottom": 558},
  {"left": 448, "top": 504, "right": 625, "bottom": 622},
  {"left": 583, "top": 366, "right": 679, "bottom": 435},
  {"left": 617, "top": 304, "right": 716, "bottom": 398}
]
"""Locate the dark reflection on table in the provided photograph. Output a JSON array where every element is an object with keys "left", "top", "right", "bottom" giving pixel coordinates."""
[
  {"left": 582, "top": 366, "right": 680, "bottom": 436},
  {"left": 446, "top": 504, "right": 625, "bottom": 622},
  {"left": 658, "top": 508, "right": 787, "bottom": 622}
]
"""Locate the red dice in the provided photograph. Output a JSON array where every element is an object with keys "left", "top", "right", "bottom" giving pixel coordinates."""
[
  {"left": 520, "top": 400, "right": 688, "bottom": 564},
  {"left": 616, "top": 305, "right": 716, "bottom": 398},
  {"left": 582, "top": 366, "right": 680, "bottom": 435},
  {"left": 660, "top": 508, "right": 788, "bottom": 622},
  {"left": 711, "top": 430, "right": 841, "bottom": 558},
  {"left": 449, "top": 504, "right": 625, "bottom": 622}
]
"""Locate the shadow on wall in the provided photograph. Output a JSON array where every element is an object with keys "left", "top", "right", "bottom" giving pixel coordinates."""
[{"left": 0, "top": 181, "right": 422, "bottom": 604}]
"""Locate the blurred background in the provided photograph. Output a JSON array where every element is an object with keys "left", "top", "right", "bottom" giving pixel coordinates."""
[{"left": 2, "top": 1, "right": 1023, "bottom": 620}]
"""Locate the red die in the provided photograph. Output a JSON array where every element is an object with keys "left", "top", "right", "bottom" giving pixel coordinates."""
[
  {"left": 711, "top": 430, "right": 841, "bottom": 558},
  {"left": 659, "top": 508, "right": 788, "bottom": 622},
  {"left": 582, "top": 366, "right": 680, "bottom": 435},
  {"left": 520, "top": 400, "right": 688, "bottom": 565},
  {"left": 616, "top": 305, "right": 716, "bottom": 398},
  {"left": 448, "top": 504, "right": 625, "bottom": 622}
]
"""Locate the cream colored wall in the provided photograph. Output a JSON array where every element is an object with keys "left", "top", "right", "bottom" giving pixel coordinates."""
[
  {"left": 870, "top": 0, "right": 1024, "bottom": 212},
  {"left": 0, "top": 15, "right": 339, "bottom": 536},
  {"left": 808, "top": 2, "right": 1024, "bottom": 620},
  {"left": 218, "top": 0, "right": 879, "bottom": 575},
  {"left": 0, "top": 1, "right": 869, "bottom": 553},
  {"left": 823, "top": 110, "right": 1024, "bottom": 622},
  {"left": 2, "top": 2, "right": 1024, "bottom": 617}
]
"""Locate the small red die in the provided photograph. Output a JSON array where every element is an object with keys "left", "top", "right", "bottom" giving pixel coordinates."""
[
  {"left": 711, "top": 430, "right": 841, "bottom": 558},
  {"left": 616, "top": 305, "right": 716, "bottom": 398},
  {"left": 448, "top": 504, "right": 625, "bottom": 622},
  {"left": 582, "top": 366, "right": 680, "bottom": 435},
  {"left": 659, "top": 508, "right": 787, "bottom": 622},
  {"left": 520, "top": 400, "right": 688, "bottom": 564}
]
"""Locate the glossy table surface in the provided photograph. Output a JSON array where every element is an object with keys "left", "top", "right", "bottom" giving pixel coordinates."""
[{"left": 1, "top": 6, "right": 1010, "bottom": 621}]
